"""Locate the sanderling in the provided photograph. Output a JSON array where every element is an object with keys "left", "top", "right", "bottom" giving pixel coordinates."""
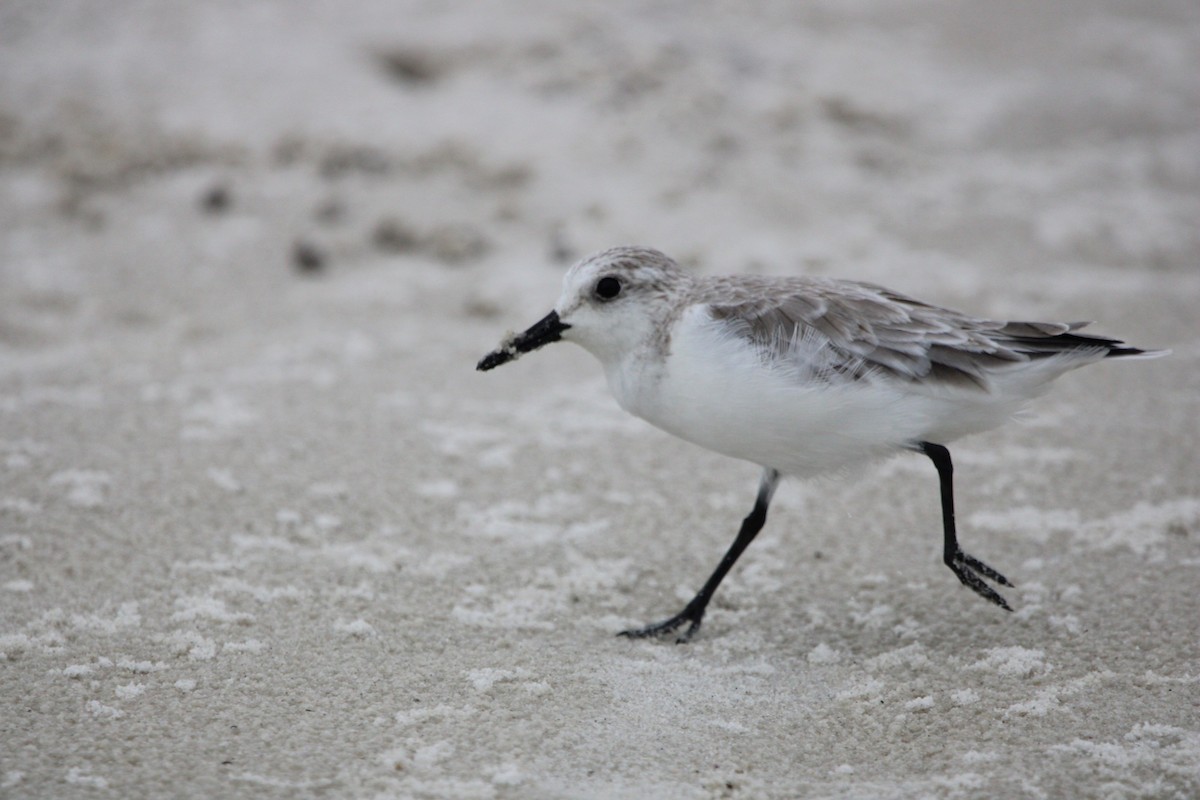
[{"left": 477, "top": 246, "right": 1165, "bottom": 642}]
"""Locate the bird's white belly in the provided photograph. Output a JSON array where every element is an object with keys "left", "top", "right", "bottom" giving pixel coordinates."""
[{"left": 605, "top": 310, "right": 1011, "bottom": 476}]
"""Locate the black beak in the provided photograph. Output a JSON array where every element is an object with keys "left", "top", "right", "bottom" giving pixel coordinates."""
[{"left": 476, "top": 311, "right": 571, "bottom": 371}]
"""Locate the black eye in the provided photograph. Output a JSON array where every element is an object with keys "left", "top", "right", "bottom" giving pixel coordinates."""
[{"left": 595, "top": 276, "right": 622, "bottom": 300}]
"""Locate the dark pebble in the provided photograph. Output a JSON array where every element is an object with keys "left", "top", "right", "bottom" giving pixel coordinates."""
[
  {"left": 372, "top": 218, "right": 420, "bottom": 253},
  {"left": 201, "top": 185, "right": 231, "bottom": 213},
  {"left": 292, "top": 240, "right": 326, "bottom": 274}
]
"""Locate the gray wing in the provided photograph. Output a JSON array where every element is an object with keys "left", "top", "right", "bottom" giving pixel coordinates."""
[{"left": 706, "top": 279, "right": 1128, "bottom": 387}]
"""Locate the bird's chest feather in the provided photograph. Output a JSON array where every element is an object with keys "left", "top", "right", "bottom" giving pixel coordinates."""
[
  {"left": 606, "top": 316, "right": 777, "bottom": 455},
  {"left": 604, "top": 349, "right": 667, "bottom": 422},
  {"left": 601, "top": 312, "right": 918, "bottom": 473}
]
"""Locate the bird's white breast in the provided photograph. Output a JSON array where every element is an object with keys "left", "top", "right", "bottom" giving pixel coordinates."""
[{"left": 604, "top": 306, "right": 980, "bottom": 476}]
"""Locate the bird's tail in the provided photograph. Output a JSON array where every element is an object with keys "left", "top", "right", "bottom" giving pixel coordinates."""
[{"left": 996, "top": 321, "right": 1168, "bottom": 362}]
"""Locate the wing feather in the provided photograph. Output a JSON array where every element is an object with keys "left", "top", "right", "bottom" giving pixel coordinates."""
[{"left": 704, "top": 279, "right": 1138, "bottom": 389}]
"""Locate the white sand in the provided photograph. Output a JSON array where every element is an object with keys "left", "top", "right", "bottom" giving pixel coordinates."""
[{"left": 2, "top": 2, "right": 1198, "bottom": 797}]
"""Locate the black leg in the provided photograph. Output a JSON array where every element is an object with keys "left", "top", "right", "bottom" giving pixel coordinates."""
[
  {"left": 620, "top": 468, "right": 781, "bottom": 643},
  {"left": 918, "top": 442, "right": 1014, "bottom": 611}
]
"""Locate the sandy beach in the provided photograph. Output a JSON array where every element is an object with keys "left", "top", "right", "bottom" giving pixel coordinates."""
[{"left": 2, "top": 2, "right": 1198, "bottom": 797}]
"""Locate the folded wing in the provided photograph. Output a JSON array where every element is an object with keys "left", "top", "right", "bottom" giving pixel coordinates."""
[{"left": 706, "top": 279, "right": 1150, "bottom": 388}]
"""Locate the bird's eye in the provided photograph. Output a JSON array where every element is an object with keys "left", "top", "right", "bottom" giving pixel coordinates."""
[{"left": 595, "top": 276, "right": 622, "bottom": 301}]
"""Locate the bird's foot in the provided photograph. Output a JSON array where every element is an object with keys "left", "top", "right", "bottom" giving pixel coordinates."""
[
  {"left": 948, "top": 549, "right": 1014, "bottom": 611},
  {"left": 618, "top": 601, "right": 706, "bottom": 644}
]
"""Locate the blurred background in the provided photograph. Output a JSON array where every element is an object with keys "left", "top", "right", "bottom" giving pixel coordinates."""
[{"left": 3, "top": 0, "right": 1196, "bottom": 344}]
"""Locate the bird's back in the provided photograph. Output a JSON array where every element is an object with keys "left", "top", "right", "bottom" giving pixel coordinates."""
[{"left": 695, "top": 274, "right": 1161, "bottom": 390}]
